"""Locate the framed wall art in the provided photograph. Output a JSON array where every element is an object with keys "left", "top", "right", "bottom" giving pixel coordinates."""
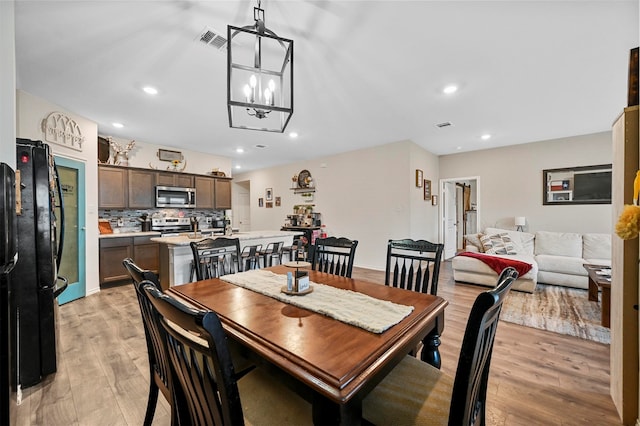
[
  {"left": 431, "top": 195, "right": 438, "bottom": 206},
  {"left": 266, "top": 188, "right": 273, "bottom": 201},
  {"left": 157, "top": 149, "right": 183, "bottom": 162},
  {"left": 258, "top": 198, "right": 264, "bottom": 207},
  {"left": 423, "top": 179, "right": 431, "bottom": 200},
  {"left": 415, "top": 169, "right": 423, "bottom": 187},
  {"left": 275, "top": 196, "right": 281, "bottom": 207}
]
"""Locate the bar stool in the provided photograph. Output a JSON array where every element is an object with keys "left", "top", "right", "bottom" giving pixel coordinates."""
[
  {"left": 259, "top": 241, "right": 284, "bottom": 267},
  {"left": 239, "top": 244, "right": 262, "bottom": 271}
]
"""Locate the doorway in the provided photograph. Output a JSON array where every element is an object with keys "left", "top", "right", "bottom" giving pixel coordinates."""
[
  {"left": 233, "top": 180, "right": 251, "bottom": 232},
  {"left": 440, "top": 176, "right": 480, "bottom": 260},
  {"left": 54, "top": 157, "right": 86, "bottom": 305}
]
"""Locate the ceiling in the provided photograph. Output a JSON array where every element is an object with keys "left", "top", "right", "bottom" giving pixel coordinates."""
[{"left": 14, "top": 1, "right": 638, "bottom": 172}]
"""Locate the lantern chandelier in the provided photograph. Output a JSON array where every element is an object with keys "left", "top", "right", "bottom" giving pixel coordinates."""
[{"left": 227, "top": 0, "right": 294, "bottom": 132}]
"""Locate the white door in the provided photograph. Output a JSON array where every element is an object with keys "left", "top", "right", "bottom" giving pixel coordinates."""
[
  {"left": 443, "top": 181, "right": 457, "bottom": 259},
  {"left": 236, "top": 191, "right": 250, "bottom": 232}
]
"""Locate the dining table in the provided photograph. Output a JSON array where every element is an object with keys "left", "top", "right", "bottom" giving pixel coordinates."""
[{"left": 167, "top": 265, "right": 448, "bottom": 425}]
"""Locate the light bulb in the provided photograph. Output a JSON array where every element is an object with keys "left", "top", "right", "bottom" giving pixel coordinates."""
[
  {"left": 243, "top": 84, "right": 251, "bottom": 102},
  {"left": 268, "top": 79, "right": 275, "bottom": 91},
  {"left": 249, "top": 75, "right": 257, "bottom": 88},
  {"left": 264, "top": 88, "right": 271, "bottom": 105}
]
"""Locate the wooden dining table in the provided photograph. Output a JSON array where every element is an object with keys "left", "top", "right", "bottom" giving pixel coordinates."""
[{"left": 167, "top": 265, "right": 448, "bottom": 425}]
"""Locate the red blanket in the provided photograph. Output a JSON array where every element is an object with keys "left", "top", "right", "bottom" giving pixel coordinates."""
[{"left": 457, "top": 252, "right": 532, "bottom": 277}]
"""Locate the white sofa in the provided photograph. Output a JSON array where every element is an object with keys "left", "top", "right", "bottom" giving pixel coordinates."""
[{"left": 451, "top": 227, "right": 611, "bottom": 293}]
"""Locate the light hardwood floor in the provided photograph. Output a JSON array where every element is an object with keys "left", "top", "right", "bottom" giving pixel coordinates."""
[{"left": 11, "top": 261, "right": 620, "bottom": 425}]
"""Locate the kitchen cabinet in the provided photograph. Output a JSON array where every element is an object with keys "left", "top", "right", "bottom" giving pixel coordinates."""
[
  {"left": 214, "top": 179, "right": 232, "bottom": 209},
  {"left": 195, "top": 176, "right": 215, "bottom": 209},
  {"left": 99, "top": 237, "right": 133, "bottom": 284},
  {"left": 98, "top": 166, "right": 128, "bottom": 208},
  {"left": 128, "top": 169, "right": 156, "bottom": 208},
  {"left": 99, "top": 235, "right": 159, "bottom": 285},
  {"left": 156, "top": 172, "right": 194, "bottom": 188}
]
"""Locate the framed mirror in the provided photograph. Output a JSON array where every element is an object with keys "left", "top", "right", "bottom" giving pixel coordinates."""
[{"left": 543, "top": 164, "right": 612, "bottom": 205}]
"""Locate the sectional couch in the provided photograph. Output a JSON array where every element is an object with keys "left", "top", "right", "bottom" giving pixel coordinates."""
[{"left": 451, "top": 227, "right": 612, "bottom": 293}]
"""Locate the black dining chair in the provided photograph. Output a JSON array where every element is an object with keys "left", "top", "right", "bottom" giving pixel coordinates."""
[
  {"left": 122, "top": 258, "right": 179, "bottom": 426},
  {"left": 385, "top": 238, "right": 444, "bottom": 295},
  {"left": 139, "top": 281, "right": 313, "bottom": 425},
  {"left": 311, "top": 236, "right": 359, "bottom": 278},
  {"left": 190, "top": 237, "right": 241, "bottom": 281},
  {"left": 363, "top": 267, "right": 519, "bottom": 426}
]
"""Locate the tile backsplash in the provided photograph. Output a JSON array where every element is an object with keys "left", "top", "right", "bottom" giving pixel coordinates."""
[{"left": 98, "top": 208, "right": 227, "bottom": 233}]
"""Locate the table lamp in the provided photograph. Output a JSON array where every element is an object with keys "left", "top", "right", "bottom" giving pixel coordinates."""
[{"left": 515, "top": 216, "right": 526, "bottom": 232}]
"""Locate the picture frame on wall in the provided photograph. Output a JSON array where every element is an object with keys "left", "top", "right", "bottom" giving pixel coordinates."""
[
  {"left": 157, "top": 148, "right": 183, "bottom": 162},
  {"left": 423, "top": 179, "right": 431, "bottom": 200},
  {"left": 266, "top": 202, "right": 273, "bottom": 208},
  {"left": 258, "top": 198, "right": 264, "bottom": 207},
  {"left": 266, "top": 188, "right": 273, "bottom": 201},
  {"left": 431, "top": 195, "right": 438, "bottom": 206},
  {"left": 416, "top": 169, "right": 423, "bottom": 187},
  {"left": 275, "top": 196, "right": 281, "bottom": 207}
]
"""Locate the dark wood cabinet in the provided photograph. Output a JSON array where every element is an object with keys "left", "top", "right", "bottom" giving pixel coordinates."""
[
  {"left": 133, "top": 236, "right": 160, "bottom": 274},
  {"left": 195, "top": 176, "right": 215, "bottom": 209},
  {"left": 128, "top": 169, "right": 156, "bottom": 208},
  {"left": 99, "top": 236, "right": 159, "bottom": 285},
  {"left": 98, "top": 166, "right": 128, "bottom": 208},
  {"left": 99, "top": 237, "right": 133, "bottom": 284},
  {"left": 156, "top": 172, "right": 194, "bottom": 188},
  {"left": 214, "top": 179, "right": 232, "bottom": 209}
]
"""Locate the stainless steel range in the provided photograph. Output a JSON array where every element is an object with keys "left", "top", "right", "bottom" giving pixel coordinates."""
[{"left": 151, "top": 217, "right": 192, "bottom": 235}]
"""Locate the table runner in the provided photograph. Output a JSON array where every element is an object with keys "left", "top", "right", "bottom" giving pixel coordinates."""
[{"left": 220, "top": 269, "right": 414, "bottom": 333}]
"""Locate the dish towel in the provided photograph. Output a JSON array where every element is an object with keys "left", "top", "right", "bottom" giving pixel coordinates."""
[{"left": 220, "top": 269, "right": 414, "bottom": 334}]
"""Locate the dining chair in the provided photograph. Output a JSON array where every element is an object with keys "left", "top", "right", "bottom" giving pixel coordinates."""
[
  {"left": 190, "top": 237, "right": 241, "bottom": 281},
  {"left": 140, "top": 281, "right": 313, "bottom": 426},
  {"left": 363, "top": 267, "right": 519, "bottom": 426},
  {"left": 311, "top": 236, "right": 359, "bottom": 278},
  {"left": 122, "top": 258, "right": 179, "bottom": 426},
  {"left": 385, "top": 238, "right": 444, "bottom": 295},
  {"left": 259, "top": 241, "right": 284, "bottom": 267}
]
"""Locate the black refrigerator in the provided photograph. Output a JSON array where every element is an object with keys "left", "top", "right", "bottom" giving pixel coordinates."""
[
  {"left": 0, "top": 162, "right": 17, "bottom": 426},
  {"left": 10, "top": 139, "right": 67, "bottom": 390}
]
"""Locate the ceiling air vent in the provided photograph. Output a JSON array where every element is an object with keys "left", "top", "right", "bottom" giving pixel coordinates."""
[
  {"left": 197, "top": 27, "right": 227, "bottom": 51},
  {"left": 435, "top": 121, "right": 452, "bottom": 128}
]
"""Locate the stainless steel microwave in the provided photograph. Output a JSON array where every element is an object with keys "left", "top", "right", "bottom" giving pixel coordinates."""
[{"left": 155, "top": 186, "right": 196, "bottom": 208}]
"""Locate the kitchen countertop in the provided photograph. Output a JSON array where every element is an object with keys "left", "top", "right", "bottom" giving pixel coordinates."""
[
  {"left": 151, "top": 230, "right": 303, "bottom": 246},
  {"left": 99, "top": 231, "right": 162, "bottom": 238}
]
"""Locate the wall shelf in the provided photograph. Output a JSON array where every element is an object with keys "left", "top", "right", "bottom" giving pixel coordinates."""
[{"left": 290, "top": 187, "right": 316, "bottom": 194}]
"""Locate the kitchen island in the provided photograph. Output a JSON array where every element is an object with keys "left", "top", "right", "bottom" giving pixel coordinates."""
[{"left": 151, "top": 230, "right": 303, "bottom": 289}]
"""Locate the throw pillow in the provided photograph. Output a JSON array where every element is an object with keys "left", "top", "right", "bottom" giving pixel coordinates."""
[
  {"left": 480, "top": 233, "right": 517, "bottom": 255},
  {"left": 464, "top": 233, "right": 485, "bottom": 252}
]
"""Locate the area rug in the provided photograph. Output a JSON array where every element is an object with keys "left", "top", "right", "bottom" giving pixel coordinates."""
[{"left": 500, "top": 284, "right": 610, "bottom": 344}]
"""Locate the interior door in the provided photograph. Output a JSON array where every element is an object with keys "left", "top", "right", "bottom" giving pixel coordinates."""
[
  {"left": 233, "top": 181, "right": 251, "bottom": 232},
  {"left": 455, "top": 185, "right": 464, "bottom": 251},
  {"left": 443, "top": 181, "right": 457, "bottom": 259},
  {"left": 54, "top": 157, "right": 85, "bottom": 305}
]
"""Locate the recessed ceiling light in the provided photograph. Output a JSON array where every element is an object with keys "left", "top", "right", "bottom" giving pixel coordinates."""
[
  {"left": 143, "top": 86, "right": 158, "bottom": 95},
  {"left": 235, "top": 165, "right": 241, "bottom": 169},
  {"left": 236, "top": 148, "right": 244, "bottom": 153},
  {"left": 443, "top": 85, "right": 458, "bottom": 95},
  {"left": 112, "top": 122, "right": 124, "bottom": 128},
  {"left": 481, "top": 134, "right": 491, "bottom": 140},
  {"left": 456, "top": 146, "right": 462, "bottom": 150},
  {"left": 289, "top": 132, "right": 298, "bottom": 138}
]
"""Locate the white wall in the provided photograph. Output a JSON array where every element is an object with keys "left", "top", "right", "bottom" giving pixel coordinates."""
[
  {"left": 234, "top": 140, "right": 440, "bottom": 270},
  {"left": 0, "top": 1, "right": 15, "bottom": 168},
  {"left": 16, "top": 90, "right": 101, "bottom": 296},
  {"left": 105, "top": 135, "right": 233, "bottom": 178},
  {"left": 439, "top": 132, "right": 612, "bottom": 234}
]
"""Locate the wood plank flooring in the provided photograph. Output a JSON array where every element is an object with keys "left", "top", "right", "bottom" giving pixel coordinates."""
[{"left": 11, "top": 260, "right": 620, "bottom": 425}]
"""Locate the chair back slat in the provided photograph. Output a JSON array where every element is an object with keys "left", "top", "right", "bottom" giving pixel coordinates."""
[
  {"left": 141, "top": 282, "right": 245, "bottom": 426},
  {"left": 385, "top": 239, "right": 444, "bottom": 295},
  {"left": 190, "top": 238, "right": 241, "bottom": 281},
  {"left": 448, "top": 267, "right": 519, "bottom": 426},
  {"left": 311, "top": 236, "right": 359, "bottom": 278}
]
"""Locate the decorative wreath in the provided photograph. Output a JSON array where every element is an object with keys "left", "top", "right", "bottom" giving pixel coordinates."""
[{"left": 615, "top": 170, "right": 640, "bottom": 240}]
